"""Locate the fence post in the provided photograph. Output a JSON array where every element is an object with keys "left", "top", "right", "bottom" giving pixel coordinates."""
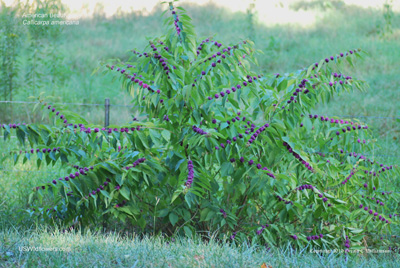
[{"left": 105, "top": 98, "right": 110, "bottom": 127}]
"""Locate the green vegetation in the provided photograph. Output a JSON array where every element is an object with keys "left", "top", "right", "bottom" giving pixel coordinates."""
[
  {"left": 1, "top": 0, "right": 399, "bottom": 155},
  {"left": 1, "top": 228, "right": 400, "bottom": 267},
  {"left": 0, "top": 0, "right": 399, "bottom": 266}
]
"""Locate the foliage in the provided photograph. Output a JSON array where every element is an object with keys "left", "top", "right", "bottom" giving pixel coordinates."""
[
  {"left": 246, "top": 0, "right": 256, "bottom": 41},
  {"left": 377, "top": 0, "right": 394, "bottom": 38},
  {"left": 23, "top": 0, "right": 67, "bottom": 97},
  {"left": 0, "top": 1, "right": 22, "bottom": 118},
  {"left": 2, "top": 228, "right": 400, "bottom": 267},
  {"left": 1, "top": 1, "right": 399, "bottom": 253}
]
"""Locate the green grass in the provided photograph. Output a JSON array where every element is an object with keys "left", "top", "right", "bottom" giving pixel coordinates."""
[{"left": 1, "top": 228, "right": 400, "bottom": 267}]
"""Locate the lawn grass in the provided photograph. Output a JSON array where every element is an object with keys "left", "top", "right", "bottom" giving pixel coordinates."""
[{"left": 1, "top": 228, "right": 399, "bottom": 268}]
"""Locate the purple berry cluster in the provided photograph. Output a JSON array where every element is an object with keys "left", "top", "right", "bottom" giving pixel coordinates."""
[
  {"left": 66, "top": 166, "right": 94, "bottom": 181},
  {"left": 155, "top": 40, "right": 169, "bottom": 52},
  {"left": 248, "top": 123, "right": 269, "bottom": 144},
  {"left": 186, "top": 160, "right": 194, "bottom": 187},
  {"left": 282, "top": 141, "right": 313, "bottom": 172},
  {"left": 220, "top": 208, "right": 227, "bottom": 218},
  {"left": 230, "top": 157, "right": 275, "bottom": 178},
  {"left": 290, "top": 235, "right": 298, "bottom": 240},
  {"left": 152, "top": 47, "right": 171, "bottom": 78},
  {"left": 110, "top": 63, "right": 135, "bottom": 69},
  {"left": 214, "top": 133, "right": 244, "bottom": 151},
  {"left": 88, "top": 178, "right": 111, "bottom": 198},
  {"left": 321, "top": 49, "right": 359, "bottom": 67},
  {"left": 283, "top": 78, "right": 310, "bottom": 107},
  {"left": 108, "top": 65, "right": 159, "bottom": 93},
  {"left": 225, "top": 113, "right": 244, "bottom": 128},
  {"left": 341, "top": 168, "right": 357, "bottom": 185},
  {"left": 306, "top": 233, "right": 323, "bottom": 241},
  {"left": 46, "top": 104, "right": 71, "bottom": 125},
  {"left": 308, "top": 114, "right": 369, "bottom": 132},
  {"left": 35, "top": 165, "right": 95, "bottom": 190},
  {"left": 195, "top": 37, "right": 212, "bottom": 56},
  {"left": 344, "top": 235, "right": 351, "bottom": 249},
  {"left": 339, "top": 151, "right": 395, "bottom": 175},
  {"left": 197, "top": 41, "right": 247, "bottom": 67},
  {"left": 131, "top": 50, "right": 145, "bottom": 58},
  {"left": 206, "top": 78, "right": 253, "bottom": 101},
  {"left": 78, "top": 125, "right": 142, "bottom": 135},
  {"left": 315, "top": 192, "right": 332, "bottom": 207},
  {"left": 170, "top": 6, "right": 181, "bottom": 35},
  {"left": 72, "top": 165, "right": 84, "bottom": 170},
  {"left": 243, "top": 120, "right": 256, "bottom": 134},
  {"left": 296, "top": 184, "right": 314, "bottom": 191},
  {"left": 12, "top": 147, "right": 61, "bottom": 155},
  {"left": 212, "top": 112, "right": 256, "bottom": 133},
  {"left": 197, "top": 39, "right": 222, "bottom": 54},
  {"left": 192, "top": 125, "right": 207, "bottom": 135},
  {"left": 276, "top": 195, "right": 293, "bottom": 205},
  {"left": 125, "top": 157, "right": 146, "bottom": 170},
  {"left": 359, "top": 204, "right": 391, "bottom": 224},
  {"left": 363, "top": 195, "right": 385, "bottom": 207},
  {"left": 115, "top": 200, "right": 127, "bottom": 208},
  {"left": 229, "top": 231, "right": 237, "bottom": 240},
  {"left": 1, "top": 123, "right": 27, "bottom": 129},
  {"left": 256, "top": 224, "right": 269, "bottom": 235},
  {"left": 327, "top": 72, "right": 352, "bottom": 87}
]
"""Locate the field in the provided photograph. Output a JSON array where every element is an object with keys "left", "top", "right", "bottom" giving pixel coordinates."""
[
  {"left": 0, "top": 0, "right": 399, "bottom": 266},
  {"left": 1, "top": 228, "right": 400, "bottom": 267}
]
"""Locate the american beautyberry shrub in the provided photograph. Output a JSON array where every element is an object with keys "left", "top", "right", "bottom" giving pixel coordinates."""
[{"left": 1, "top": 1, "right": 399, "bottom": 251}]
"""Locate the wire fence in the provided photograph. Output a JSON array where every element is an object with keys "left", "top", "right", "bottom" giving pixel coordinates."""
[
  {"left": 0, "top": 100, "right": 140, "bottom": 108},
  {"left": 0, "top": 99, "right": 140, "bottom": 126},
  {"left": 0, "top": 99, "right": 399, "bottom": 163},
  {"left": 1, "top": 99, "right": 399, "bottom": 128},
  {"left": 1, "top": 100, "right": 399, "bottom": 118}
]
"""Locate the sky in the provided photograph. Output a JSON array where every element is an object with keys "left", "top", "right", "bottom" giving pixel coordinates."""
[{"left": 4, "top": 0, "right": 399, "bottom": 27}]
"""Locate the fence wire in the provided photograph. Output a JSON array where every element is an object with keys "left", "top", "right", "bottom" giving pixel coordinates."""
[
  {"left": 1, "top": 100, "right": 399, "bottom": 119},
  {"left": 0, "top": 100, "right": 140, "bottom": 108},
  {"left": 1, "top": 100, "right": 399, "bottom": 162}
]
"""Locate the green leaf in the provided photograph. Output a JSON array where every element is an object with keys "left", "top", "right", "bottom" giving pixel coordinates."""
[
  {"left": 220, "top": 162, "right": 233, "bottom": 177},
  {"left": 161, "top": 130, "right": 171, "bottom": 141},
  {"left": 171, "top": 189, "right": 182, "bottom": 204},
  {"left": 120, "top": 187, "right": 130, "bottom": 200},
  {"left": 169, "top": 212, "right": 178, "bottom": 226},
  {"left": 183, "top": 226, "right": 192, "bottom": 237}
]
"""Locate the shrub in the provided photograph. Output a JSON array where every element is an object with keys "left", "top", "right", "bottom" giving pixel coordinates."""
[{"left": 1, "top": 1, "right": 399, "bottom": 251}]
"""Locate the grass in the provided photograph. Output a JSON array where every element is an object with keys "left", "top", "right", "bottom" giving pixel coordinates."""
[{"left": 1, "top": 228, "right": 400, "bottom": 267}]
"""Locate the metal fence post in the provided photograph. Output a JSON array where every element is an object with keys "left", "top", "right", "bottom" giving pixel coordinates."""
[{"left": 105, "top": 98, "right": 110, "bottom": 127}]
